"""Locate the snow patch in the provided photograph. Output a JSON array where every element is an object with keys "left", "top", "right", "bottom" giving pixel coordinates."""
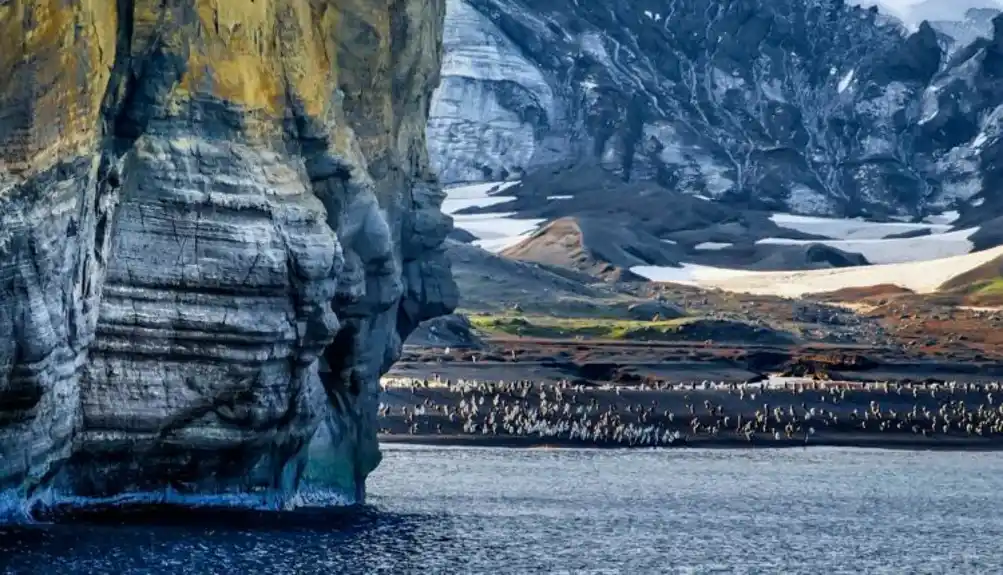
[
  {"left": 631, "top": 245, "right": 1003, "bottom": 297},
  {"left": 694, "top": 242, "right": 733, "bottom": 251},
  {"left": 711, "top": 67, "right": 745, "bottom": 102},
  {"left": 760, "top": 79, "right": 787, "bottom": 103},
  {"left": 918, "top": 89, "right": 939, "bottom": 125},
  {"left": 631, "top": 263, "right": 752, "bottom": 284},
  {"left": 441, "top": 181, "right": 521, "bottom": 215},
  {"left": 769, "top": 213, "right": 951, "bottom": 239},
  {"left": 756, "top": 227, "right": 978, "bottom": 264},
  {"left": 838, "top": 69, "right": 856, "bottom": 93},
  {"left": 443, "top": 180, "right": 545, "bottom": 253},
  {"left": 924, "top": 210, "right": 960, "bottom": 225}
]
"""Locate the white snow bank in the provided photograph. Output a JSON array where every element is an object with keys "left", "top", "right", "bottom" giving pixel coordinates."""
[
  {"left": 459, "top": 215, "right": 546, "bottom": 252},
  {"left": 441, "top": 181, "right": 521, "bottom": 215},
  {"left": 838, "top": 69, "right": 856, "bottom": 93},
  {"left": 694, "top": 242, "right": 733, "bottom": 251},
  {"left": 924, "top": 210, "right": 960, "bottom": 225},
  {"left": 630, "top": 263, "right": 753, "bottom": 283},
  {"left": 631, "top": 245, "right": 1003, "bottom": 297},
  {"left": 756, "top": 227, "right": 979, "bottom": 264},
  {"left": 769, "top": 213, "right": 951, "bottom": 240},
  {"left": 442, "top": 180, "right": 544, "bottom": 253}
]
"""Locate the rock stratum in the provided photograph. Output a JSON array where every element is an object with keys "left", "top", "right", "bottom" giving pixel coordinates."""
[
  {"left": 429, "top": 0, "right": 1003, "bottom": 219},
  {"left": 0, "top": 0, "right": 457, "bottom": 508}
]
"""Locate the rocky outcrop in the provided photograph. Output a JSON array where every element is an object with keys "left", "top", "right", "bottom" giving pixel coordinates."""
[
  {"left": 428, "top": 0, "right": 1003, "bottom": 220},
  {"left": 0, "top": 0, "right": 456, "bottom": 509}
]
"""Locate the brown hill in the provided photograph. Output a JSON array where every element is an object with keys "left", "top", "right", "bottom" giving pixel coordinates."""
[
  {"left": 500, "top": 216, "right": 681, "bottom": 281},
  {"left": 937, "top": 254, "right": 1003, "bottom": 306},
  {"left": 939, "top": 254, "right": 1003, "bottom": 292}
]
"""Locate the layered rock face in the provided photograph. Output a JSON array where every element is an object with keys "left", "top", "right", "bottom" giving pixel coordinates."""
[
  {"left": 429, "top": 0, "right": 1003, "bottom": 219},
  {"left": 0, "top": 0, "right": 456, "bottom": 506}
]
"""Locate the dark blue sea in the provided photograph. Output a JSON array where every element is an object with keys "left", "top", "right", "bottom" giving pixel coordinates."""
[{"left": 3, "top": 446, "right": 1003, "bottom": 574}]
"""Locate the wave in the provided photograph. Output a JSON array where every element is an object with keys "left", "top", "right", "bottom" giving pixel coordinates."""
[{"left": 0, "top": 483, "right": 359, "bottom": 526}]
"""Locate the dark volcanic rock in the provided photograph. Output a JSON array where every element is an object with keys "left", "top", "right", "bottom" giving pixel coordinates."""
[
  {"left": 693, "top": 243, "right": 871, "bottom": 271},
  {"left": 407, "top": 315, "right": 484, "bottom": 348},
  {"left": 448, "top": 227, "right": 480, "bottom": 243},
  {"left": 430, "top": 0, "right": 1003, "bottom": 220},
  {"left": 625, "top": 301, "right": 686, "bottom": 321},
  {"left": 793, "top": 244, "right": 870, "bottom": 269},
  {"left": 968, "top": 216, "right": 1003, "bottom": 251},
  {"left": 668, "top": 319, "right": 794, "bottom": 345},
  {"left": 884, "top": 228, "right": 934, "bottom": 239}
]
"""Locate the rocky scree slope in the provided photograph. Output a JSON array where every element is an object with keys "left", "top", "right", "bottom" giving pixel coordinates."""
[
  {"left": 0, "top": 0, "right": 456, "bottom": 506},
  {"left": 429, "top": 0, "right": 1003, "bottom": 220}
]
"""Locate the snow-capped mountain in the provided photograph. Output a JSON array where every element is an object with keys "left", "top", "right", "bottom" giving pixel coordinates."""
[
  {"left": 870, "top": 0, "right": 1002, "bottom": 29},
  {"left": 428, "top": 0, "right": 1003, "bottom": 219}
]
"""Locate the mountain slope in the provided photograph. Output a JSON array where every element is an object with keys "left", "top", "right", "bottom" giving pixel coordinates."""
[{"left": 429, "top": 0, "right": 1003, "bottom": 219}]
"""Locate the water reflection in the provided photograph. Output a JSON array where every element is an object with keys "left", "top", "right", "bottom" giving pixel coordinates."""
[
  {"left": 5, "top": 447, "right": 1003, "bottom": 574},
  {"left": 1, "top": 503, "right": 467, "bottom": 574}
]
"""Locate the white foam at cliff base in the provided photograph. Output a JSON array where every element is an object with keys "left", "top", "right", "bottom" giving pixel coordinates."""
[
  {"left": 631, "top": 245, "right": 1003, "bottom": 296},
  {"left": 2, "top": 484, "right": 358, "bottom": 523},
  {"left": 0, "top": 489, "right": 32, "bottom": 524}
]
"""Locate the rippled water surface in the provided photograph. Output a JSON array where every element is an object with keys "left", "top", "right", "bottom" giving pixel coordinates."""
[{"left": 4, "top": 446, "right": 1003, "bottom": 574}]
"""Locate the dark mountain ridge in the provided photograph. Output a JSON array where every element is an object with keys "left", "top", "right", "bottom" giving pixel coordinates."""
[{"left": 429, "top": 0, "right": 1003, "bottom": 221}]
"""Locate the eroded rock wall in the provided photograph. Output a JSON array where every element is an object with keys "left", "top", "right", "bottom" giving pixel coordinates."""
[{"left": 0, "top": 0, "right": 455, "bottom": 506}]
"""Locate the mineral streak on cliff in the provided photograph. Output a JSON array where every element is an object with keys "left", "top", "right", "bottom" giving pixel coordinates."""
[{"left": 0, "top": 0, "right": 456, "bottom": 506}]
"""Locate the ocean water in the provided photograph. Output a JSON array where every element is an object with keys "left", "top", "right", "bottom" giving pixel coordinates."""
[{"left": 3, "top": 446, "right": 1003, "bottom": 574}]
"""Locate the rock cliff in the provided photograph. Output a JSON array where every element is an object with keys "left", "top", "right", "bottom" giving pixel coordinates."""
[
  {"left": 429, "top": 0, "right": 1003, "bottom": 219},
  {"left": 0, "top": 0, "right": 456, "bottom": 509}
]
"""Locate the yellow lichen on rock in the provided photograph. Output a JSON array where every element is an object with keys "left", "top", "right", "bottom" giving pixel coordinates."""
[
  {"left": 0, "top": 0, "right": 412, "bottom": 176},
  {"left": 180, "top": 0, "right": 283, "bottom": 113},
  {"left": 171, "top": 0, "right": 339, "bottom": 122},
  {"left": 0, "top": 0, "right": 116, "bottom": 178},
  {"left": 330, "top": 0, "right": 393, "bottom": 155}
]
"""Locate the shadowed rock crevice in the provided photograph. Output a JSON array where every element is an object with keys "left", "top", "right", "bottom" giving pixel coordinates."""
[{"left": 0, "top": 0, "right": 456, "bottom": 508}]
